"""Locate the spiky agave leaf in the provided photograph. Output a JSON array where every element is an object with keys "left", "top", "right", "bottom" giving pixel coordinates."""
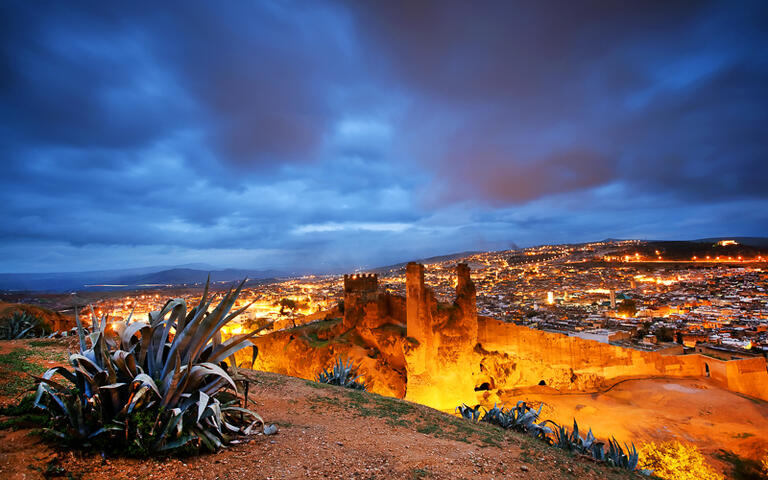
[
  {"left": 455, "top": 404, "right": 484, "bottom": 422},
  {"left": 31, "top": 277, "right": 263, "bottom": 455},
  {"left": 316, "top": 356, "right": 367, "bottom": 390},
  {"left": 0, "top": 312, "right": 42, "bottom": 339}
]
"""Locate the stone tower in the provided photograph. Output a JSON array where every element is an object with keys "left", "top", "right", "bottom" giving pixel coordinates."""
[
  {"left": 342, "top": 273, "right": 378, "bottom": 330},
  {"left": 404, "top": 262, "right": 478, "bottom": 411}
]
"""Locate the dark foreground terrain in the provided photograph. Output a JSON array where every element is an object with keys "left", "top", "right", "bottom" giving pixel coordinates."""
[{"left": 0, "top": 339, "right": 640, "bottom": 480}]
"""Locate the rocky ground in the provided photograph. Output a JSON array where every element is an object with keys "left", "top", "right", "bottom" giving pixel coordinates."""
[{"left": 0, "top": 338, "right": 640, "bottom": 480}]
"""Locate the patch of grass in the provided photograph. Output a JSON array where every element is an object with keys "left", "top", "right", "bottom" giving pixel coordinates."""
[
  {"left": 0, "top": 348, "right": 36, "bottom": 370},
  {"left": 0, "top": 393, "right": 36, "bottom": 415},
  {"left": 0, "top": 413, "right": 50, "bottom": 431},
  {"left": 305, "top": 379, "right": 332, "bottom": 390},
  {"left": 307, "top": 388, "right": 416, "bottom": 428},
  {"left": 28, "top": 339, "right": 59, "bottom": 348},
  {"left": 0, "top": 394, "right": 51, "bottom": 431},
  {"left": 343, "top": 389, "right": 416, "bottom": 427},
  {"left": 286, "top": 318, "right": 341, "bottom": 335},
  {"left": 416, "top": 423, "right": 440, "bottom": 435},
  {"left": 409, "top": 467, "right": 430, "bottom": 479},
  {"left": 244, "top": 371, "right": 287, "bottom": 387},
  {"left": 303, "top": 331, "right": 330, "bottom": 348},
  {"left": 0, "top": 348, "right": 50, "bottom": 395},
  {"left": 0, "top": 342, "right": 69, "bottom": 395},
  {"left": 0, "top": 375, "right": 36, "bottom": 395},
  {"left": 409, "top": 407, "right": 507, "bottom": 448},
  {"left": 732, "top": 432, "right": 754, "bottom": 439},
  {"left": 32, "top": 458, "right": 82, "bottom": 480}
]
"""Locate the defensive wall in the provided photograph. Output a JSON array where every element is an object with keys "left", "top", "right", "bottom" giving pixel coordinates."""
[
  {"left": 401, "top": 262, "right": 768, "bottom": 409},
  {"left": 249, "top": 262, "right": 768, "bottom": 411},
  {"left": 699, "top": 355, "right": 768, "bottom": 401}
]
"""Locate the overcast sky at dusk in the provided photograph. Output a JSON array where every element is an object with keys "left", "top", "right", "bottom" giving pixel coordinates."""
[{"left": 2, "top": 1, "right": 767, "bottom": 273}]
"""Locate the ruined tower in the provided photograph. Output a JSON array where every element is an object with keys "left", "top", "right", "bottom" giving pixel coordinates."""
[
  {"left": 405, "top": 263, "right": 434, "bottom": 375},
  {"left": 455, "top": 263, "right": 477, "bottom": 322},
  {"left": 342, "top": 273, "right": 378, "bottom": 330},
  {"left": 404, "top": 262, "right": 479, "bottom": 411}
]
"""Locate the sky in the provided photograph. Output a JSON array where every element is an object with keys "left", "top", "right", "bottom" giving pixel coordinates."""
[{"left": 1, "top": 1, "right": 767, "bottom": 274}]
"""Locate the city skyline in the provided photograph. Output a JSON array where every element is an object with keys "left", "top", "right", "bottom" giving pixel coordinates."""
[{"left": 2, "top": 1, "right": 767, "bottom": 273}]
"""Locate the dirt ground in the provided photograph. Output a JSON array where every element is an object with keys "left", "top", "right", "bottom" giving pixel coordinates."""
[
  {"left": 0, "top": 339, "right": 638, "bottom": 480},
  {"left": 497, "top": 377, "right": 768, "bottom": 475}
]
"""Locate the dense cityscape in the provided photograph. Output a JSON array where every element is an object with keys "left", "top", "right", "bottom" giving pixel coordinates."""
[{"left": 74, "top": 240, "right": 768, "bottom": 363}]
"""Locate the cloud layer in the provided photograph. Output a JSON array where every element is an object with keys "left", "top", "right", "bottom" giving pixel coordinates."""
[{"left": 1, "top": 0, "right": 767, "bottom": 273}]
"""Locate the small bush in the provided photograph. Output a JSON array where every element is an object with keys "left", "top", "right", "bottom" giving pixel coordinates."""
[{"left": 639, "top": 441, "right": 723, "bottom": 480}]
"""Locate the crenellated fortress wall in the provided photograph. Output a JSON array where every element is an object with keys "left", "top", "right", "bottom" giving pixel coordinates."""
[{"left": 250, "top": 263, "right": 768, "bottom": 411}]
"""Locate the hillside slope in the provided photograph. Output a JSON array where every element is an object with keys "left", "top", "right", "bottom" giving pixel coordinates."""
[
  {"left": 0, "top": 339, "right": 638, "bottom": 480},
  {"left": 0, "top": 301, "right": 73, "bottom": 332}
]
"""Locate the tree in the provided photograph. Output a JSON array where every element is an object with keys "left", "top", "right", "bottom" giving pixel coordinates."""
[
  {"left": 278, "top": 298, "right": 298, "bottom": 310},
  {"left": 655, "top": 327, "right": 675, "bottom": 343},
  {"left": 639, "top": 441, "right": 723, "bottom": 480},
  {"left": 617, "top": 298, "right": 637, "bottom": 317},
  {"left": 635, "top": 321, "right": 652, "bottom": 339}
]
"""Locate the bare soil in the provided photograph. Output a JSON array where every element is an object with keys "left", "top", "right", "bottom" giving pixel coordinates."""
[{"left": 0, "top": 339, "right": 639, "bottom": 480}]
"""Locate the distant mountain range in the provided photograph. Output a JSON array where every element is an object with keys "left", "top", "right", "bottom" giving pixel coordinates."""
[
  {"left": 3, "top": 237, "right": 766, "bottom": 292},
  {"left": 369, "top": 251, "right": 481, "bottom": 274},
  {"left": 600, "top": 237, "right": 768, "bottom": 248},
  {"left": 0, "top": 265, "right": 285, "bottom": 292},
  {"left": 691, "top": 237, "right": 768, "bottom": 248}
]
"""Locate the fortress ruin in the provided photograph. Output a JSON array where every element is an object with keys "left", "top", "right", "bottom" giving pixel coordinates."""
[{"left": 250, "top": 263, "right": 768, "bottom": 411}]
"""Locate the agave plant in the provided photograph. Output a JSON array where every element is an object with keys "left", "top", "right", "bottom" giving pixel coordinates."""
[
  {"left": 456, "top": 404, "right": 484, "bottom": 422},
  {"left": 316, "top": 356, "right": 366, "bottom": 390},
  {"left": 0, "top": 312, "right": 42, "bottom": 339},
  {"left": 606, "top": 437, "right": 642, "bottom": 472},
  {"left": 504, "top": 401, "right": 554, "bottom": 441},
  {"left": 479, "top": 403, "right": 508, "bottom": 427},
  {"left": 458, "top": 401, "right": 553, "bottom": 441},
  {"left": 552, "top": 419, "right": 602, "bottom": 454},
  {"left": 32, "top": 279, "right": 264, "bottom": 455}
]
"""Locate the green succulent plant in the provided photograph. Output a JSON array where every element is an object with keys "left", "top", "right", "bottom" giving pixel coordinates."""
[
  {"left": 316, "top": 356, "right": 366, "bottom": 390},
  {"left": 606, "top": 437, "right": 643, "bottom": 472},
  {"left": 0, "top": 312, "right": 42, "bottom": 340},
  {"left": 32, "top": 279, "right": 263, "bottom": 455},
  {"left": 456, "top": 402, "right": 650, "bottom": 475},
  {"left": 477, "top": 402, "right": 553, "bottom": 441},
  {"left": 456, "top": 404, "right": 484, "bottom": 422}
]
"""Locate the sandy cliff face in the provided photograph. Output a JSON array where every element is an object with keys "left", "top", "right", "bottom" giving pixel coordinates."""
[{"left": 248, "top": 291, "right": 408, "bottom": 398}]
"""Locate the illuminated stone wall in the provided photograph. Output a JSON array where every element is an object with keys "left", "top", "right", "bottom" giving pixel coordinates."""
[
  {"left": 474, "top": 317, "right": 768, "bottom": 402},
  {"left": 248, "top": 263, "right": 768, "bottom": 409},
  {"left": 476, "top": 318, "right": 704, "bottom": 391},
  {"left": 703, "top": 356, "right": 768, "bottom": 401}
]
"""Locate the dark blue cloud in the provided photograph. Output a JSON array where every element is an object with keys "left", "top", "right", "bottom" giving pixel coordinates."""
[{"left": 0, "top": 0, "right": 766, "bottom": 273}]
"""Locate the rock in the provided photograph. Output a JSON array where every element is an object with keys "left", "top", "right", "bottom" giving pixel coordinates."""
[
  {"left": 520, "top": 465, "right": 529, "bottom": 472},
  {"left": 264, "top": 424, "right": 278, "bottom": 435}
]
